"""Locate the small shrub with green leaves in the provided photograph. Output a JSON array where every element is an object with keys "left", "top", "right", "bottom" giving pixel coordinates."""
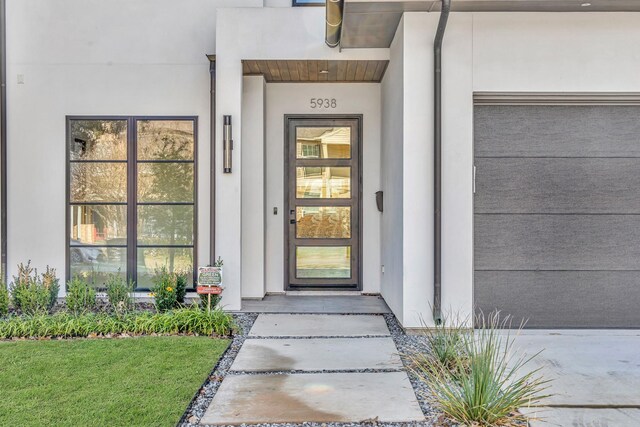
[
  {"left": 175, "top": 271, "right": 188, "bottom": 304},
  {"left": 10, "top": 262, "right": 60, "bottom": 315},
  {"left": 151, "top": 267, "right": 178, "bottom": 312},
  {"left": 408, "top": 312, "right": 550, "bottom": 426},
  {"left": 105, "top": 273, "right": 134, "bottom": 315},
  {"left": 0, "top": 306, "right": 235, "bottom": 339},
  {"left": 0, "top": 281, "right": 9, "bottom": 317},
  {"left": 65, "top": 276, "right": 96, "bottom": 315}
]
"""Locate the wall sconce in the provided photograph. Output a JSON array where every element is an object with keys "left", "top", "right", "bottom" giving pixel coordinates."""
[{"left": 223, "top": 115, "right": 233, "bottom": 173}]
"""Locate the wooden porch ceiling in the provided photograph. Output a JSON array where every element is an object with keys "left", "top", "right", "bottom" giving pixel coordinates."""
[{"left": 242, "top": 60, "right": 389, "bottom": 83}]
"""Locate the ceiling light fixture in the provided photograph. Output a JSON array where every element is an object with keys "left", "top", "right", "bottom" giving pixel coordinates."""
[
  {"left": 581, "top": 2, "right": 591, "bottom": 6},
  {"left": 319, "top": 70, "right": 329, "bottom": 74}
]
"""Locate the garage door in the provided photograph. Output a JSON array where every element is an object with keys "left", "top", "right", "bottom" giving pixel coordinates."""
[{"left": 474, "top": 104, "right": 640, "bottom": 328}]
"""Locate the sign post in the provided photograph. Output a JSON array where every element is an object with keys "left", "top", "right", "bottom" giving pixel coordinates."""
[{"left": 197, "top": 266, "right": 223, "bottom": 312}]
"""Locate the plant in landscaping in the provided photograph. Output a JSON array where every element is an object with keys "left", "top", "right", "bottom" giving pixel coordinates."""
[
  {"left": 10, "top": 262, "right": 60, "bottom": 315},
  {"left": 199, "top": 293, "right": 222, "bottom": 311},
  {"left": 151, "top": 267, "right": 178, "bottom": 312},
  {"left": 0, "top": 281, "right": 8, "bottom": 317},
  {"left": 175, "top": 270, "right": 188, "bottom": 304},
  {"left": 408, "top": 312, "right": 550, "bottom": 426},
  {"left": 65, "top": 276, "right": 96, "bottom": 315},
  {"left": 105, "top": 273, "right": 135, "bottom": 315},
  {"left": 416, "top": 313, "right": 470, "bottom": 373},
  {"left": 0, "top": 306, "right": 236, "bottom": 339}
]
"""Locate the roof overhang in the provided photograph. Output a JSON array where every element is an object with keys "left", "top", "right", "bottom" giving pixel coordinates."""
[{"left": 341, "top": 0, "right": 640, "bottom": 48}]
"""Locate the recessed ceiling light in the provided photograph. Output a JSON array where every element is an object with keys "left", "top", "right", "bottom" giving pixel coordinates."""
[
  {"left": 319, "top": 70, "right": 329, "bottom": 74},
  {"left": 581, "top": 2, "right": 591, "bottom": 6}
]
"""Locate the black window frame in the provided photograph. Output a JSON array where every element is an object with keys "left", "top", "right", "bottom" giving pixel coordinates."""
[
  {"left": 65, "top": 115, "right": 198, "bottom": 291},
  {"left": 292, "top": 0, "right": 325, "bottom": 6}
]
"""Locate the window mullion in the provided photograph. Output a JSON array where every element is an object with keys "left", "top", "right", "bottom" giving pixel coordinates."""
[{"left": 127, "top": 117, "right": 137, "bottom": 286}]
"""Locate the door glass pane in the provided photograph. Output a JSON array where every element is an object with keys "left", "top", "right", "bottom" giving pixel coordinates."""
[
  {"left": 70, "top": 247, "right": 127, "bottom": 288},
  {"left": 296, "top": 206, "right": 350, "bottom": 239},
  {"left": 70, "top": 205, "right": 127, "bottom": 246},
  {"left": 296, "top": 127, "right": 350, "bottom": 159},
  {"left": 137, "top": 205, "right": 194, "bottom": 245},
  {"left": 70, "top": 163, "right": 127, "bottom": 203},
  {"left": 69, "top": 120, "right": 127, "bottom": 161},
  {"left": 137, "top": 163, "right": 194, "bottom": 202},
  {"left": 136, "top": 247, "right": 194, "bottom": 289},
  {"left": 296, "top": 167, "right": 350, "bottom": 198},
  {"left": 137, "top": 120, "right": 195, "bottom": 161},
  {"left": 296, "top": 246, "right": 351, "bottom": 278}
]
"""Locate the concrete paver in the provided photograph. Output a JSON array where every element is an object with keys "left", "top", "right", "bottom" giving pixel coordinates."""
[
  {"left": 249, "top": 314, "right": 390, "bottom": 337},
  {"left": 231, "top": 337, "right": 402, "bottom": 372},
  {"left": 521, "top": 407, "right": 640, "bottom": 427},
  {"left": 200, "top": 372, "right": 425, "bottom": 425}
]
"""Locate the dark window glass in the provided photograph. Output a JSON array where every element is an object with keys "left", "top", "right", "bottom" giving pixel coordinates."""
[
  {"left": 67, "top": 117, "right": 197, "bottom": 289},
  {"left": 293, "top": 0, "right": 325, "bottom": 6}
]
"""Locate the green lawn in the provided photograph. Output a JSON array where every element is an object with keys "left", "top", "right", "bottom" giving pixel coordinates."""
[{"left": 0, "top": 336, "right": 229, "bottom": 426}]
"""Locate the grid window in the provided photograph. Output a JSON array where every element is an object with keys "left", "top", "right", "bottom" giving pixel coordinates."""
[{"left": 67, "top": 117, "right": 197, "bottom": 290}]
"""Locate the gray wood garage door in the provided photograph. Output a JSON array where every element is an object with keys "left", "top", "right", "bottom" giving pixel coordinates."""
[{"left": 474, "top": 105, "right": 640, "bottom": 328}]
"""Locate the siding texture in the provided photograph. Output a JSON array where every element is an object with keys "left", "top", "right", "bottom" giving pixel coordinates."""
[{"left": 474, "top": 105, "right": 640, "bottom": 328}]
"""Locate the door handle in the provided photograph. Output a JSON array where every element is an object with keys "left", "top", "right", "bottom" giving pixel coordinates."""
[{"left": 290, "top": 219, "right": 296, "bottom": 224}]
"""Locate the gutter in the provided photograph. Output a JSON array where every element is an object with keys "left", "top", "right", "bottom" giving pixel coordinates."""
[
  {"left": 433, "top": 0, "right": 451, "bottom": 325},
  {"left": 0, "top": 0, "right": 7, "bottom": 282},
  {"left": 325, "top": 0, "right": 344, "bottom": 48}
]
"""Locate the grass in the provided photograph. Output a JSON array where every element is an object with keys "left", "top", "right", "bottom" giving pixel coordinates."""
[{"left": 0, "top": 336, "right": 229, "bottom": 426}]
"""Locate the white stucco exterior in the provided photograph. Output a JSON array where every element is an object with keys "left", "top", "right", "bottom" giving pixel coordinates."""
[{"left": 5, "top": 0, "right": 640, "bottom": 327}]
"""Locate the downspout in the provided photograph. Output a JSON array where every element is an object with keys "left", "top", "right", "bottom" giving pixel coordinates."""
[
  {"left": 0, "top": 0, "right": 7, "bottom": 282},
  {"left": 207, "top": 55, "right": 216, "bottom": 264},
  {"left": 433, "top": 0, "right": 451, "bottom": 325},
  {"left": 325, "top": 0, "right": 344, "bottom": 48}
]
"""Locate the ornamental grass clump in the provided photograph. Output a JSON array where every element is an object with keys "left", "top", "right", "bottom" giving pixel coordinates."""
[
  {"left": 65, "top": 276, "right": 96, "bottom": 315},
  {"left": 10, "top": 262, "right": 60, "bottom": 315},
  {"left": 408, "top": 312, "right": 551, "bottom": 426},
  {"left": 105, "top": 273, "right": 135, "bottom": 315}
]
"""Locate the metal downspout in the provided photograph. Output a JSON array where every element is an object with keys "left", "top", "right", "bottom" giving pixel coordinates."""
[
  {"left": 433, "top": 0, "right": 451, "bottom": 325},
  {"left": 325, "top": 0, "right": 344, "bottom": 48},
  {"left": 0, "top": 0, "right": 7, "bottom": 282},
  {"left": 207, "top": 55, "right": 216, "bottom": 264}
]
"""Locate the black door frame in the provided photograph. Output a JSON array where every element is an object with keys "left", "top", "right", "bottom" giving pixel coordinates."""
[{"left": 283, "top": 114, "right": 363, "bottom": 291}]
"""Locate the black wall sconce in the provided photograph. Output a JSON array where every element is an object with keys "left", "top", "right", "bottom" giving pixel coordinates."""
[
  {"left": 375, "top": 191, "right": 383, "bottom": 213},
  {"left": 223, "top": 115, "right": 233, "bottom": 173}
]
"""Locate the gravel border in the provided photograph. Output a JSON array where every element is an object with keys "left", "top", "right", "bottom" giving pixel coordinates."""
[{"left": 179, "top": 312, "right": 445, "bottom": 427}]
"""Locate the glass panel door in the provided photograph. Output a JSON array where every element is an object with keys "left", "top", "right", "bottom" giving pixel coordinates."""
[{"left": 286, "top": 118, "right": 360, "bottom": 289}]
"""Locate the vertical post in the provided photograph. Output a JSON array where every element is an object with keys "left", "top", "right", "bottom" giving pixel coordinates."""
[
  {"left": 0, "top": 0, "right": 7, "bottom": 282},
  {"left": 207, "top": 55, "right": 216, "bottom": 265}
]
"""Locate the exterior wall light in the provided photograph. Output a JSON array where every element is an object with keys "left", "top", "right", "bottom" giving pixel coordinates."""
[{"left": 223, "top": 115, "right": 233, "bottom": 173}]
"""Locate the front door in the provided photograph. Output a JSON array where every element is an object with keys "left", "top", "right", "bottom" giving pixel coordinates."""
[{"left": 285, "top": 116, "right": 361, "bottom": 290}]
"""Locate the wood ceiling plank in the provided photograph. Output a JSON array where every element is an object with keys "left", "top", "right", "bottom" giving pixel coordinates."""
[
  {"left": 372, "top": 60, "right": 387, "bottom": 82},
  {"left": 298, "top": 60, "right": 309, "bottom": 80},
  {"left": 354, "top": 61, "right": 367, "bottom": 81},
  {"left": 308, "top": 60, "right": 318, "bottom": 81},
  {"left": 336, "top": 60, "right": 347, "bottom": 81},
  {"left": 277, "top": 60, "right": 291, "bottom": 81},
  {"left": 328, "top": 60, "right": 339, "bottom": 81},
  {"left": 257, "top": 61, "right": 272, "bottom": 81},
  {"left": 247, "top": 60, "right": 261, "bottom": 74},
  {"left": 318, "top": 60, "right": 329, "bottom": 81},
  {"left": 287, "top": 60, "right": 300, "bottom": 81},
  {"left": 345, "top": 60, "right": 357, "bottom": 81},
  {"left": 266, "top": 60, "right": 282, "bottom": 81},
  {"left": 363, "top": 60, "right": 377, "bottom": 81}
]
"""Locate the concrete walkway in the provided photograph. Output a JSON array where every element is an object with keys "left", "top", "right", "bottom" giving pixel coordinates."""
[
  {"left": 515, "top": 330, "right": 640, "bottom": 427},
  {"left": 200, "top": 314, "right": 424, "bottom": 425}
]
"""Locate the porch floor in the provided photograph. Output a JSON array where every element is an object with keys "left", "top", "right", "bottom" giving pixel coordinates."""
[{"left": 237, "top": 294, "right": 390, "bottom": 314}]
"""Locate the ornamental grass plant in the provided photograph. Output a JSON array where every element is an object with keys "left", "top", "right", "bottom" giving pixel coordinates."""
[{"left": 407, "top": 312, "right": 550, "bottom": 426}]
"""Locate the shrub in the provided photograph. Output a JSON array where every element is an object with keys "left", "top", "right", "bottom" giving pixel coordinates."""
[
  {"left": 175, "top": 271, "right": 188, "bottom": 304},
  {"left": 199, "top": 293, "right": 222, "bottom": 311},
  {"left": 0, "top": 281, "right": 8, "bottom": 317},
  {"left": 65, "top": 276, "right": 96, "bottom": 315},
  {"left": 408, "top": 312, "right": 550, "bottom": 426},
  {"left": 105, "top": 273, "right": 134, "bottom": 315},
  {"left": 0, "top": 306, "right": 236, "bottom": 339},
  {"left": 151, "top": 267, "right": 178, "bottom": 312},
  {"left": 11, "top": 262, "right": 60, "bottom": 315}
]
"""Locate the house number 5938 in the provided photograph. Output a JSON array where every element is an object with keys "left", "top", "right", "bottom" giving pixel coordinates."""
[{"left": 310, "top": 98, "right": 337, "bottom": 109}]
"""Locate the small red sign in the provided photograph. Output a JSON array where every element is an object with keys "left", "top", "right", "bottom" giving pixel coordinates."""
[{"left": 197, "top": 286, "right": 222, "bottom": 295}]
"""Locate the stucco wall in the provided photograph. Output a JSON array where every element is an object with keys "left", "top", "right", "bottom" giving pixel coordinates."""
[
  {"left": 380, "top": 18, "right": 404, "bottom": 323},
  {"left": 5, "top": 0, "right": 260, "bottom": 291}
]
